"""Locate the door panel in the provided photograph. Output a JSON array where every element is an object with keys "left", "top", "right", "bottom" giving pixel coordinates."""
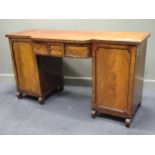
[
  {"left": 95, "top": 47, "right": 130, "bottom": 111},
  {"left": 13, "top": 42, "right": 41, "bottom": 96}
]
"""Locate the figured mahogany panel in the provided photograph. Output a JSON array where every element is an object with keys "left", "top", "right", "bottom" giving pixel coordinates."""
[
  {"left": 94, "top": 47, "right": 130, "bottom": 113},
  {"left": 13, "top": 42, "right": 41, "bottom": 96}
]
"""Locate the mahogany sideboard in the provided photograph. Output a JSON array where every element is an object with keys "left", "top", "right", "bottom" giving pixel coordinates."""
[{"left": 6, "top": 29, "right": 150, "bottom": 127}]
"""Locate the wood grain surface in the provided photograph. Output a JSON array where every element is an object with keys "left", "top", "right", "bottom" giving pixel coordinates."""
[
  {"left": 95, "top": 47, "right": 130, "bottom": 112},
  {"left": 6, "top": 29, "right": 150, "bottom": 44}
]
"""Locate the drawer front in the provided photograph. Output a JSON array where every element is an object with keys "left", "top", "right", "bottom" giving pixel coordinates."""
[
  {"left": 33, "top": 43, "right": 48, "bottom": 55},
  {"left": 49, "top": 43, "right": 64, "bottom": 57},
  {"left": 65, "top": 45, "right": 90, "bottom": 58}
]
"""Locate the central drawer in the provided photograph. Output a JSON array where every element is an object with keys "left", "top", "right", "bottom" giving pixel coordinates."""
[{"left": 65, "top": 45, "right": 90, "bottom": 58}]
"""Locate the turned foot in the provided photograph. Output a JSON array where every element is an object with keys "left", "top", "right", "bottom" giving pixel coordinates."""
[
  {"left": 16, "top": 91, "right": 23, "bottom": 99},
  {"left": 125, "top": 118, "right": 131, "bottom": 128},
  {"left": 91, "top": 110, "right": 97, "bottom": 118},
  {"left": 38, "top": 97, "right": 45, "bottom": 105},
  {"left": 56, "top": 86, "right": 64, "bottom": 91},
  {"left": 138, "top": 101, "right": 141, "bottom": 107}
]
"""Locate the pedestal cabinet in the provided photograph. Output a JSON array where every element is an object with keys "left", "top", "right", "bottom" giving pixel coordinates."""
[
  {"left": 9, "top": 40, "right": 64, "bottom": 104},
  {"left": 92, "top": 41, "right": 147, "bottom": 127}
]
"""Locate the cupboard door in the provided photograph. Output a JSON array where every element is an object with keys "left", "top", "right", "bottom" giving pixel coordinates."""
[
  {"left": 13, "top": 42, "right": 41, "bottom": 96},
  {"left": 95, "top": 47, "right": 130, "bottom": 112}
]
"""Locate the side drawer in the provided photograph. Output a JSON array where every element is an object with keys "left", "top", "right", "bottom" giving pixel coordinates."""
[
  {"left": 49, "top": 43, "right": 64, "bottom": 57},
  {"left": 33, "top": 43, "right": 48, "bottom": 55},
  {"left": 65, "top": 45, "right": 90, "bottom": 58}
]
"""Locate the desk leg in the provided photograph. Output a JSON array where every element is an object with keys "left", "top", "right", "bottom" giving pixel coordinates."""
[
  {"left": 56, "top": 86, "right": 64, "bottom": 91},
  {"left": 38, "top": 97, "right": 45, "bottom": 105},
  {"left": 16, "top": 91, "right": 23, "bottom": 99},
  {"left": 91, "top": 110, "right": 97, "bottom": 118},
  {"left": 125, "top": 118, "right": 131, "bottom": 128}
]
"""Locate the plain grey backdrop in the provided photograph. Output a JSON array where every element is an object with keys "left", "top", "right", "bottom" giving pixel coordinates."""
[{"left": 0, "top": 19, "right": 155, "bottom": 86}]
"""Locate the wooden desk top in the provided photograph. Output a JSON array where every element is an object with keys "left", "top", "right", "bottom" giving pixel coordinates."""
[{"left": 6, "top": 29, "right": 150, "bottom": 44}]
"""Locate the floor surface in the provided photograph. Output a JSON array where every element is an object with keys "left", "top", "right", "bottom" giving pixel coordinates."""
[{"left": 0, "top": 83, "right": 155, "bottom": 135}]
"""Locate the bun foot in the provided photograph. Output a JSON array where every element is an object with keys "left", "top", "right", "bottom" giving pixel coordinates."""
[
  {"left": 16, "top": 91, "right": 23, "bottom": 99},
  {"left": 125, "top": 118, "right": 131, "bottom": 128},
  {"left": 138, "top": 101, "right": 141, "bottom": 107},
  {"left": 38, "top": 97, "right": 45, "bottom": 105},
  {"left": 57, "top": 86, "right": 64, "bottom": 91},
  {"left": 91, "top": 110, "right": 97, "bottom": 118}
]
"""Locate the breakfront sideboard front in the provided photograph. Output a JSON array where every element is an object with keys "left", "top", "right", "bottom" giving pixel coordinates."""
[{"left": 6, "top": 30, "right": 150, "bottom": 127}]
